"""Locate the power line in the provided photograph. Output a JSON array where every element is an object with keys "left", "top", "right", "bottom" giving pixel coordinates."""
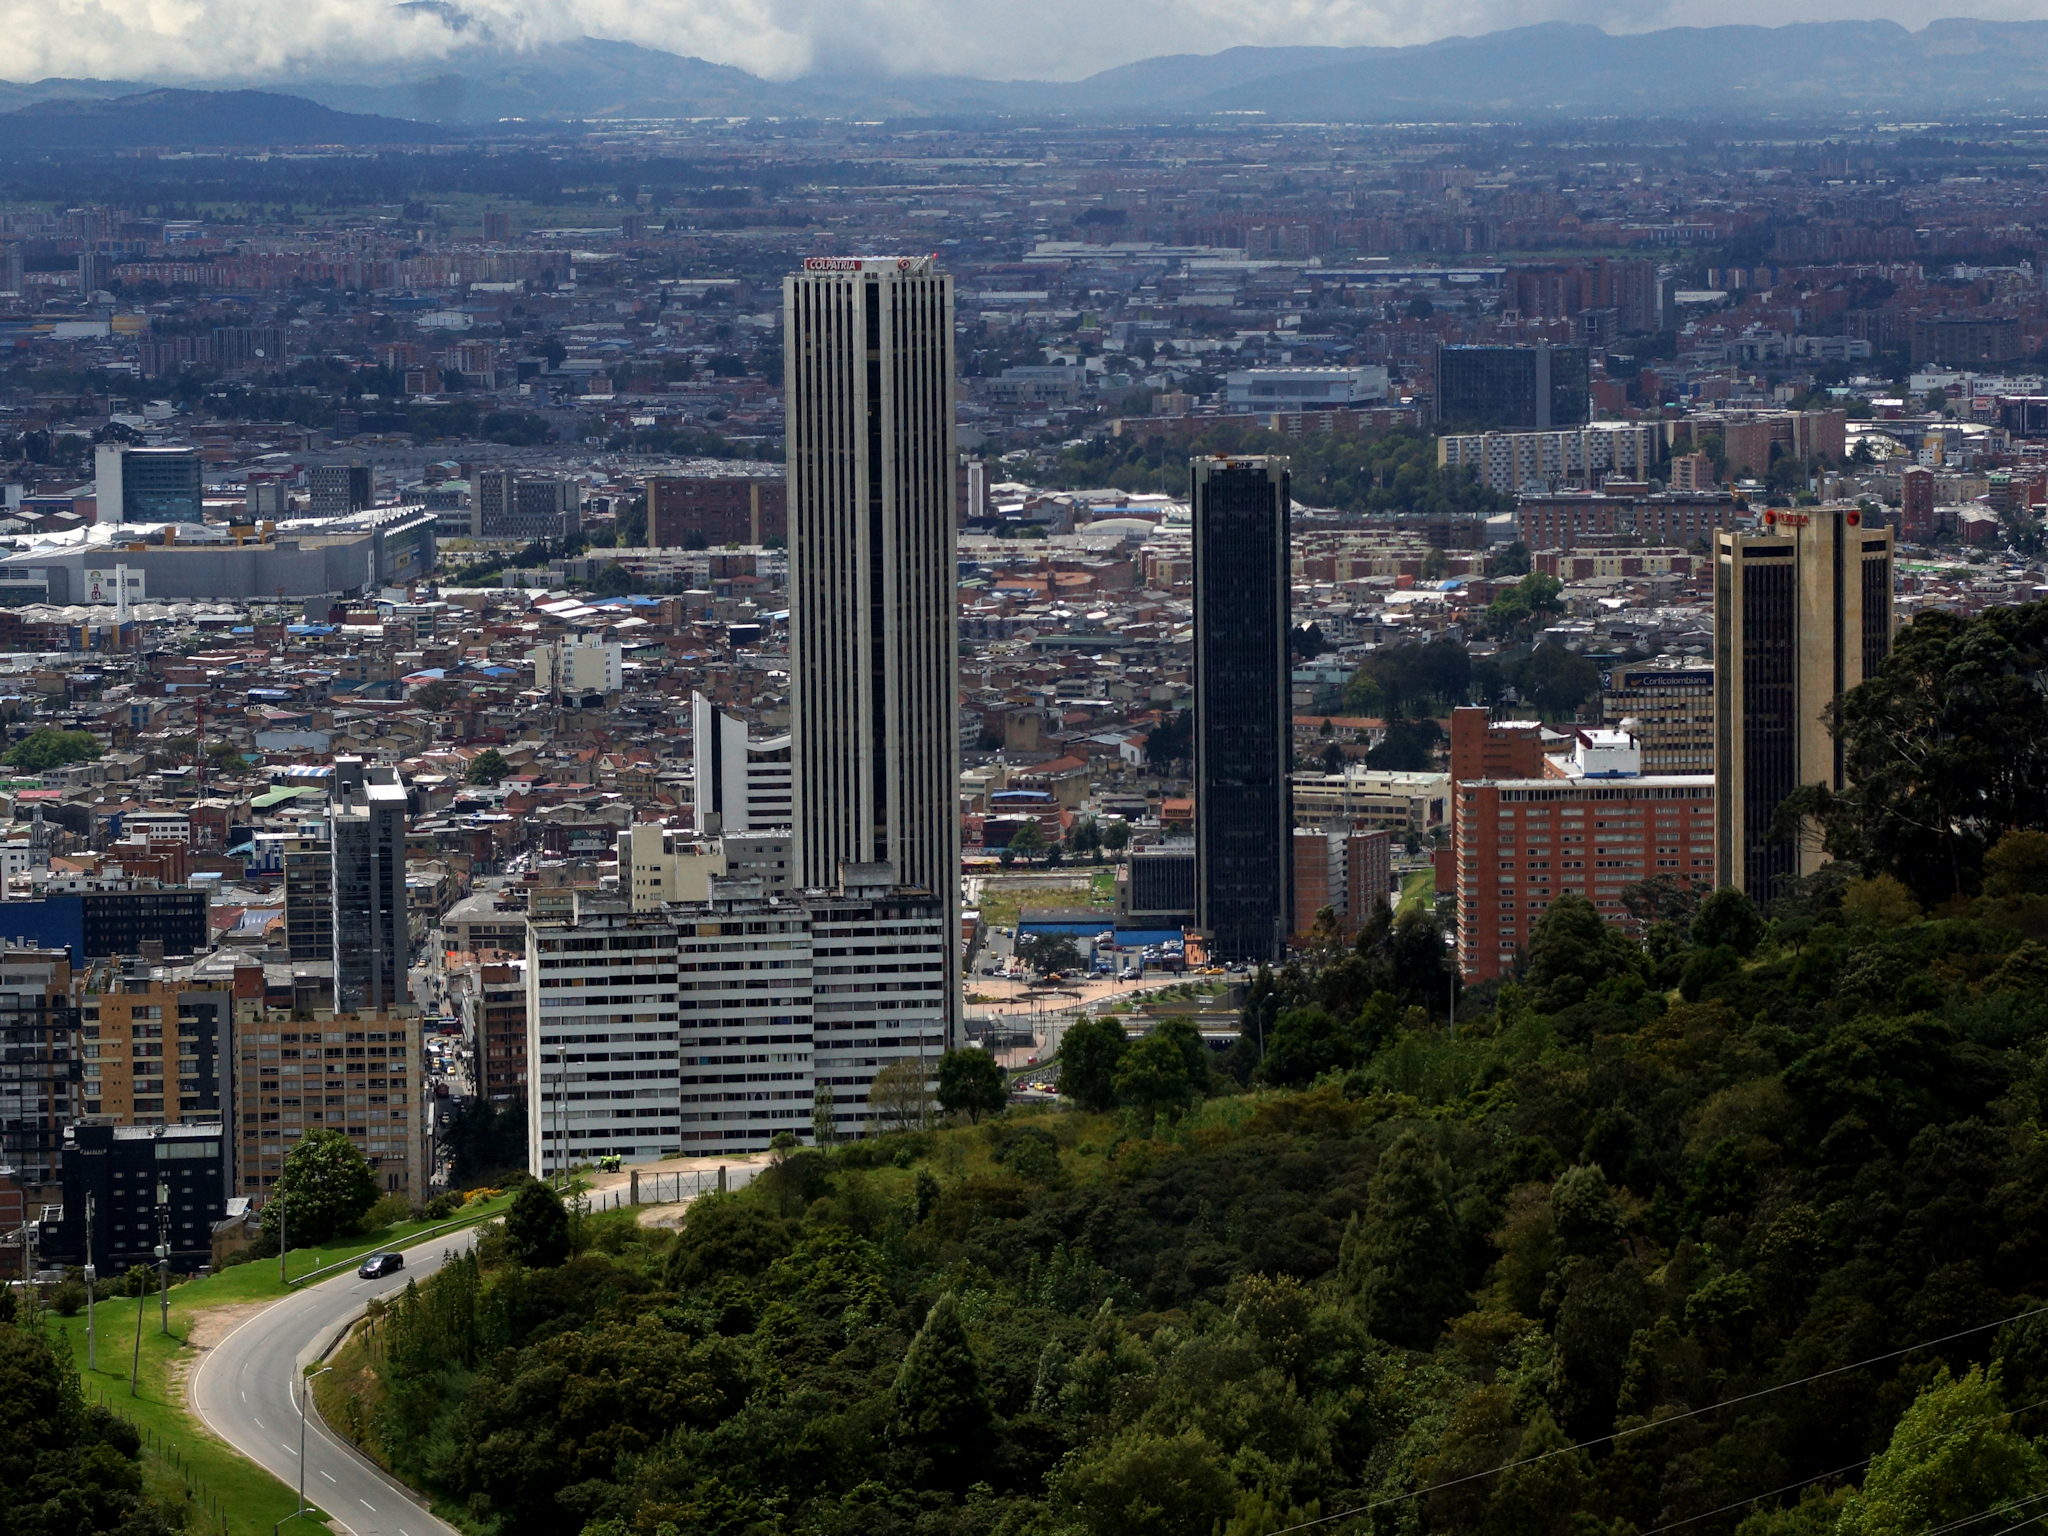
[
  {"left": 1631, "top": 1393, "right": 2048, "bottom": 1536},
  {"left": 1630, "top": 1457, "right": 1874, "bottom": 1536},
  {"left": 1263, "top": 1301, "right": 2048, "bottom": 1536},
  {"left": 1920, "top": 1488, "right": 2048, "bottom": 1536},
  {"left": 1956, "top": 1507, "right": 2048, "bottom": 1536}
]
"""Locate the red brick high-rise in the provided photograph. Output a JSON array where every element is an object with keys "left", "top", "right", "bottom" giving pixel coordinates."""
[{"left": 1450, "top": 709, "right": 1713, "bottom": 981}]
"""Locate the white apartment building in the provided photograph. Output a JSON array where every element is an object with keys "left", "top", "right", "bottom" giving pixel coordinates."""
[
  {"left": 1439, "top": 423, "right": 1662, "bottom": 495},
  {"left": 1225, "top": 365, "right": 1390, "bottom": 412},
  {"left": 691, "top": 691, "right": 793, "bottom": 834},
  {"left": 531, "top": 637, "right": 622, "bottom": 699},
  {"left": 526, "top": 903, "right": 681, "bottom": 1175},
  {"left": 807, "top": 863, "right": 950, "bottom": 1142},
  {"left": 672, "top": 877, "right": 814, "bottom": 1151},
  {"left": 522, "top": 865, "right": 950, "bottom": 1169}
]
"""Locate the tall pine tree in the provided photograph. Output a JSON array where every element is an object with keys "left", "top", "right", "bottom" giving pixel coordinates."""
[
  {"left": 1342, "top": 1128, "right": 1467, "bottom": 1347},
  {"left": 892, "top": 1291, "right": 991, "bottom": 1478}
]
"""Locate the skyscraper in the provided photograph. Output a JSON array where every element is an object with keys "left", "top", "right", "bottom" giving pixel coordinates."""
[
  {"left": 331, "top": 758, "right": 409, "bottom": 1014},
  {"left": 1192, "top": 455, "right": 1294, "bottom": 963},
  {"left": 784, "top": 255, "right": 960, "bottom": 1034},
  {"left": 1715, "top": 506, "right": 1894, "bottom": 899}
]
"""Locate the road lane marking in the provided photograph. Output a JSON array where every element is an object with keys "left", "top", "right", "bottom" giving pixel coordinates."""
[
  {"left": 282, "top": 1443, "right": 297, "bottom": 1455},
  {"left": 253, "top": 1417, "right": 264, "bottom": 1428},
  {"left": 360, "top": 1500, "right": 377, "bottom": 1511},
  {"left": 321, "top": 1471, "right": 338, "bottom": 1483}
]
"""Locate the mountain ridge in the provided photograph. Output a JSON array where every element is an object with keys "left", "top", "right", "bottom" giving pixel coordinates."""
[{"left": 13, "top": 17, "right": 2048, "bottom": 130}]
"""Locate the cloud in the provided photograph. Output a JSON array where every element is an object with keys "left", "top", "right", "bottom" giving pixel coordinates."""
[{"left": 1, "top": 0, "right": 2043, "bottom": 86}]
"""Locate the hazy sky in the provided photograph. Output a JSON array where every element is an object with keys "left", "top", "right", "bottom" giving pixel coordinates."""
[{"left": 5, "top": 0, "right": 2043, "bottom": 86}]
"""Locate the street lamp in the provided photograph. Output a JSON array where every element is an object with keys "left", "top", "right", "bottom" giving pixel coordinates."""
[
  {"left": 277, "top": 1365, "right": 336, "bottom": 1535},
  {"left": 155, "top": 1177, "right": 170, "bottom": 1336},
  {"left": 84, "top": 1192, "right": 95, "bottom": 1371}
]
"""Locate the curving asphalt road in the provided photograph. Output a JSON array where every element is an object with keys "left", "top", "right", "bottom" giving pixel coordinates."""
[
  {"left": 190, "top": 1171, "right": 763, "bottom": 1536},
  {"left": 191, "top": 1234, "right": 479, "bottom": 1536}
]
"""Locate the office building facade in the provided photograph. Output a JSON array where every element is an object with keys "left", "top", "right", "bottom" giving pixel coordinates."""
[
  {"left": 331, "top": 760, "right": 409, "bottom": 1014},
  {"left": 235, "top": 1009, "right": 422, "bottom": 1198},
  {"left": 0, "top": 948, "right": 78, "bottom": 1193},
  {"left": 1120, "top": 843, "right": 1197, "bottom": 926},
  {"left": 0, "top": 887, "right": 209, "bottom": 965},
  {"left": 671, "top": 879, "right": 815, "bottom": 1151},
  {"left": 1602, "top": 662, "right": 1716, "bottom": 773},
  {"left": 692, "top": 691, "right": 793, "bottom": 834},
  {"left": 473, "top": 471, "right": 582, "bottom": 542},
  {"left": 78, "top": 963, "right": 241, "bottom": 1135},
  {"left": 1192, "top": 455, "right": 1294, "bottom": 962},
  {"left": 1434, "top": 343, "right": 1590, "bottom": 431},
  {"left": 526, "top": 861, "right": 952, "bottom": 1169},
  {"left": 806, "top": 864, "right": 950, "bottom": 1143},
  {"left": 646, "top": 475, "right": 788, "bottom": 547},
  {"left": 309, "top": 464, "right": 372, "bottom": 518},
  {"left": 784, "top": 255, "right": 960, "bottom": 1035},
  {"left": 1901, "top": 465, "right": 1936, "bottom": 541},
  {"left": 283, "top": 832, "right": 332, "bottom": 962},
  {"left": 95, "top": 445, "right": 203, "bottom": 524},
  {"left": 39, "top": 1123, "right": 228, "bottom": 1274},
  {"left": 1440, "top": 423, "right": 1661, "bottom": 496},
  {"left": 1714, "top": 507, "right": 1894, "bottom": 899},
  {"left": 1292, "top": 826, "right": 1393, "bottom": 940}
]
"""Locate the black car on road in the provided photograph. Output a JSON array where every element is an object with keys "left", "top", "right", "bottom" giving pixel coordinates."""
[{"left": 357, "top": 1252, "right": 404, "bottom": 1279}]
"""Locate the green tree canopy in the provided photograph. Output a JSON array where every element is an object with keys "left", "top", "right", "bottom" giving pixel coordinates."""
[
  {"left": 1805, "top": 600, "right": 2048, "bottom": 903},
  {"left": 3, "top": 727, "right": 100, "bottom": 773},
  {"left": 503, "top": 1179, "right": 571, "bottom": 1267},
  {"left": 260, "top": 1127, "right": 379, "bottom": 1248},
  {"left": 0, "top": 1321, "right": 169, "bottom": 1536},
  {"left": 1837, "top": 1367, "right": 2046, "bottom": 1536},
  {"left": 662, "top": 1194, "right": 793, "bottom": 1288},
  {"left": 936, "top": 1047, "right": 1008, "bottom": 1124},
  {"left": 1018, "top": 931, "right": 1084, "bottom": 974},
  {"left": 1485, "top": 572, "right": 1565, "bottom": 638},
  {"left": 465, "top": 748, "right": 511, "bottom": 785},
  {"left": 1057, "top": 1015, "right": 1128, "bottom": 1112},
  {"left": 1049, "top": 1427, "right": 1234, "bottom": 1536},
  {"left": 1112, "top": 1017, "right": 1209, "bottom": 1128}
]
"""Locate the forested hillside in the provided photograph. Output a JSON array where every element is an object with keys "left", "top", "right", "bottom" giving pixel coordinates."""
[{"left": 324, "top": 845, "right": 2048, "bottom": 1536}]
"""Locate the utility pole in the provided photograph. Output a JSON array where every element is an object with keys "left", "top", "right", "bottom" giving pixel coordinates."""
[
  {"left": 84, "top": 1193, "right": 95, "bottom": 1370},
  {"left": 129, "top": 1269, "right": 144, "bottom": 1396},
  {"left": 278, "top": 1193, "right": 286, "bottom": 1286}
]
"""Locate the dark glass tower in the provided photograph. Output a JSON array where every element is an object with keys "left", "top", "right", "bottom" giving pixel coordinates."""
[
  {"left": 1434, "top": 342, "right": 1590, "bottom": 430},
  {"left": 1192, "top": 456, "right": 1294, "bottom": 963}
]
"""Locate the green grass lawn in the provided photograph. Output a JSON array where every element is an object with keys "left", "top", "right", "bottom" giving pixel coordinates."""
[
  {"left": 39, "top": 1193, "right": 515, "bottom": 1536},
  {"left": 1398, "top": 867, "right": 1435, "bottom": 913}
]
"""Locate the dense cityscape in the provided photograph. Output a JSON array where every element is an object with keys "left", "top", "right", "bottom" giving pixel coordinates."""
[{"left": 4, "top": 59, "right": 2048, "bottom": 1536}]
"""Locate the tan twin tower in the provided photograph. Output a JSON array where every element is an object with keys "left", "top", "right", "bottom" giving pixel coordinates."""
[{"left": 1713, "top": 506, "right": 1895, "bottom": 899}]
